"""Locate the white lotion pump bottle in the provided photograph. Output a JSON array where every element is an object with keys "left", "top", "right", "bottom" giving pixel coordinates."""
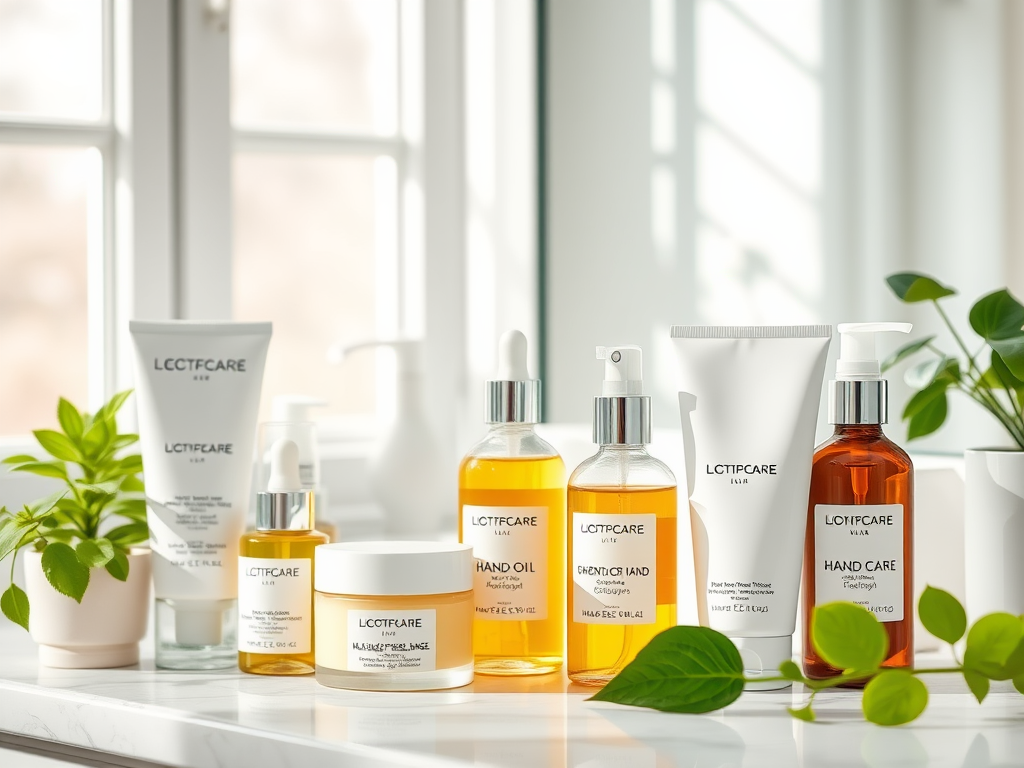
[{"left": 331, "top": 340, "right": 447, "bottom": 537}]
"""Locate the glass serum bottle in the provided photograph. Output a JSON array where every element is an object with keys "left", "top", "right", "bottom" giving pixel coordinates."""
[
  {"left": 803, "top": 323, "right": 914, "bottom": 681},
  {"left": 568, "top": 345, "right": 677, "bottom": 686},
  {"left": 238, "top": 439, "right": 329, "bottom": 675},
  {"left": 459, "top": 330, "right": 566, "bottom": 675}
]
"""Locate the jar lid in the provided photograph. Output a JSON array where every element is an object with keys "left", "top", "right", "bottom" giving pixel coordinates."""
[{"left": 314, "top": 541, "right": 474, "bottom": 596}]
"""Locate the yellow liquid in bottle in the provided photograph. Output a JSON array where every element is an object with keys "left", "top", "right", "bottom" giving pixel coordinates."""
[
  {"left": 238, "top": 529, "right": 329, "bottom": 675},
  {"left": 567, "top": 485, "right": 677, "bottom": 686},
  {"left": 458, "top": 454, "right": 565, "bottom": 675}
]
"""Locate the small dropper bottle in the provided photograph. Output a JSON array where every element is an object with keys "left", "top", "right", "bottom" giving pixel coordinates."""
[
  {"left": 458, "top": 330, "right": 566, "bottom": 675},
  {"left": 567, "top": 346, "right": 677, "bottom": 686},
  {"left": 238, "top": 439, "right": 328, "bottom": 675},
  {"left": 802, "top": 323, "right": 914, "bottom": 682}
]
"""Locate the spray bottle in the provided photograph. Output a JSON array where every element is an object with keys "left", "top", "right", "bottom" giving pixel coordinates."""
[
  {"left": 458, "top": 330, "right": 565, "bottom": 675},
  {"left": 566, "top": 345, "right": 677, "bottom": 686},
  {"left": 803, "top": 322, "right": 914, "bottom": 682}
]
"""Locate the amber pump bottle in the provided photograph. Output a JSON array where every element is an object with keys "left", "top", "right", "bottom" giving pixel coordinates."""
[
  {"left": 238, "top": 439, "right": 328, "bottom": 675},
  {"left": 803, "top": 323, "right": 914, "bottom": 682},
  {"left": 568, "top": 345, "right": 677, "bottom": 687},
  {"left": 459, "top": 330, "right": 566, "bottom": 675}
]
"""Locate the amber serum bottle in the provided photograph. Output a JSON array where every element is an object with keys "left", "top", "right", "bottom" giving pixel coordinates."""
[
  {"left": 238, "top": 439, "right": 328, "bottom": 675},
  {"left": 567, "top": 346, "right": 677, "bottom": 687},
  {"left": 803, "top": 323, "right": 914, "bottom": 682},
  {"left": 459, "top": 330, "right": 566, "bottom": 675}
]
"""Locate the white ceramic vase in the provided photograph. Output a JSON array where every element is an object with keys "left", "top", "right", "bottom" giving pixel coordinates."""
[
  {"left": 964, "top": 449, "right": 1024, "bottom": 620},
  {"left": 23, "top": 548, "right": 151, "bottom": 668}
]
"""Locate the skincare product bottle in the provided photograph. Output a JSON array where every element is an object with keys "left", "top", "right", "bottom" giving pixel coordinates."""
[
  {"left": 803, "top": 323, "right": 914, "bottom": 681},
  {"left": 567, "top": 345, "right": 677, "bottom": 686},
  {"left": 314, "top": 541, "right": 475, "bottom": 691},
  {"left": 238, "top": 439, "right": 328, "bottom": 675},
  {"left": 458, "top": 330, "right": 565, "bottom": 676}
]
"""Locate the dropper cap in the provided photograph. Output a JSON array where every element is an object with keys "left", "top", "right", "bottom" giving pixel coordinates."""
[
  {"left": 830, "top": 322, "right": 912, "bottom": 425},
  {"left": 594, "top": 345, "right": 651, "bottom": 445},
  {"left": 256, "top": 439, "right": 314, "bottom": 530},
  {"left": 485, "top": 330, "right": 542, "bottom": 423}
]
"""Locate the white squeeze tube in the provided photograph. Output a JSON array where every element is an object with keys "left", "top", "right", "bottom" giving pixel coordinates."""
[
  {"left": 670, "top": 325, "right": 832, "bottom": 690},
  {"left": 130, "top": 321, "right": 272, "bottom": 670}
]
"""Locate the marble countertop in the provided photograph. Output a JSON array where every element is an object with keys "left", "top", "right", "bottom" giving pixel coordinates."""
[{"left": 1, "top": 625, "right": 1022, "bottom": 768}]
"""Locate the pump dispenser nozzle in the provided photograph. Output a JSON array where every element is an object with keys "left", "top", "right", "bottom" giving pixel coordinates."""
[
  {"left": 830, "top": 322, "right": 912, "bottom": 425},
  {"left": 486, "top": 330, "right": 541, "bottom": 424},
  {"left": 593, "top": 345, "right": 651, "bottom": 445}
]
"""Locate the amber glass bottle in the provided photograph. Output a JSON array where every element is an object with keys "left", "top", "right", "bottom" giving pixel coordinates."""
[{"left": 803, "top": 323, "right": 914, "bottom": 682}]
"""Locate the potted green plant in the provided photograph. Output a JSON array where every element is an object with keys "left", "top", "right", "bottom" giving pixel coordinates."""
[
  {"left": 0, "top": 391, "right": 151, "bottom": 668},
  {"left": 884, "top": 273, "right": 1024, "bottom": 619}
]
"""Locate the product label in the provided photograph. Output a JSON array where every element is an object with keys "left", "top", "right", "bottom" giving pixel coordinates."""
[
  {"left": 462, "top": 505, "right": 548, "bottom": 621},
  {"left": 347, "top": 609, "right": 437, "bottom": 672},
  {"left": 815, "top": 504, "right": 905, "bottom": 621},
  {"left": 572, "top": 512, "right": 656, "bottom": 625},
  {"left": 237, "top": 556, "right": 312, "bottom": 653}
]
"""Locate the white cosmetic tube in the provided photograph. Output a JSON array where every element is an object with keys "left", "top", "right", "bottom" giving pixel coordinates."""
[
  {"left": 670, "top": 326, "right": 831, "bottom": 690},
  {"left": 130, "top": 321, "right": 272, "bottom": 669}
]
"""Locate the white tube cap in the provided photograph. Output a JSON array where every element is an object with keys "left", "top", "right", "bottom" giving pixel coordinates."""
[
  {"left": 733, "top": 635, "right": 794, "bottom": 691},
  {"left": 315, "top": 541, "right": 474, "bottom": 596}
]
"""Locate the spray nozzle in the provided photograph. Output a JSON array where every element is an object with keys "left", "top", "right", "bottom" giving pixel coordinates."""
[
  {"left": 597, "top": 345, "right": 643, "bottom": 396},
  {"left": 497, "top": 330, "right": 531, "bottom": 381},
  {"left": 267, "top": 439, "right": 303, "bottom": 492},
  {"left": 836, "top": 322, "right": 912, "bottom": 380}
]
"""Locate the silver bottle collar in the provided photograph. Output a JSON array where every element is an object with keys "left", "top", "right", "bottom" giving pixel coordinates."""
[
  {"left": 594, "top": 396, "right": 651, "bottom": 445},
  {"left": 485, "top": 380, "right": 541, "bottom": 424},
  {"left": 256, "top": 489, "right": 314, "bottom": 531},
  {"left": 829, "top": 380, "right": 887, "bottom": 425}
]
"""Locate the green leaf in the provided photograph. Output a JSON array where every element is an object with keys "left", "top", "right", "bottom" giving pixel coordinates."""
[
  {"left": 969, "top": 289, "right": 1024, "bottom": 340},
  {"left": 788, "top": 703, "right": 816, "bottom": 722},
  {"left": 811, "top": 602, "right": 888, "bottom": 671},
  {"left": 28, "top": 489, "right": 69, "bottom": 518},
  {"left": 32, "top": 429, "right": 81, "bottom": 462},
  {"left": 0, "top": 518, "right": 38, "bottom": 562},
  {"left": 964, "top": 613, "right": 1024, "bottom": 679},
  {"left": 93, "top": 390, "right": 132, "bottom": 427},
  {"left": 862, "top": 670, "right": 928, "bottom": 726},
  {"left": 41, "top": 529, "right": 75, "bottom": 545},
  {"left": 881, "top": 336, "right": 936, "bottom": 373},
  {"left": 119, "top": 475, "right": 145, "bottom": 493},
  {"left": 778, "top": 659, "right": 806, "bottom": 683},
  {"left": 104, "top": 548, "right": 130, "bottom": 581},
  {"left": 56, "top": 398, "right": 84, "bottom": 441},
  {"left": 104, "top": 522, "right": 149, "bottom": 547},
  {"left": 905, "top": 359, "right": 946, "bottom": 389},
  {"left": 114, "top": 454, "right": 143, "bottom": 475},
  {"left": 991, "top": 349, "right": 1024, "bottom": 390},
  {"left": 1, "top": 454, "right": 39, "bottom": 465},
  {"left": 1013, "top": 672, "right": 1024, "bottom": 696},
  {"left": 8, "top": 461, "right": 68, "bottom": 481},
  {"left": 40, "top": 542, "right": 90, "bottom": 603},
  {"left": 918, "top": 586, "right": 967, "bottom": 645},
  {"left": 110, "top": 434, "right": 139, "bottom": 450},
  {"left": 80, "top": 418, "right": 112, "bottom": 459},
  {"left": 904, "top": 383, "right": 949, "bottom": 440},
  {"left": 0, "top": 583, "right": 30, "bottom": 631},
  {"left": 965, "top": 669, "right": 990, "bottom": 703},
  {"left": 75, "top": 538, "right": 114, "bottom": 568},
  {"left": 590, "top": 626, "right": 745, "bottom": 713},
  {"left": 106, "top": 497, "right": 147, "bottom": 521},
  {"left": 886, "top": 273, "right": 957, "bottom": 303}
]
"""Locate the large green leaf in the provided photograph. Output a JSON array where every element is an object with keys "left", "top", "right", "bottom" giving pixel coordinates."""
[
  {"left": 991, "top": 350, "right": 1024, "bottom": 390},
  {"left": 104, "top": 548, "right": 130, "bottom": 581},
  {"left": 862, "top": 670, "right": 928, "bottom": 725},
  {"left": 0, "top": 583, "right": 29, "bottom": 631},
  {"left": 0, "top": 517, "right": 38, "bottom": 563},
  {"left": 886, "top": 273, "right": 957, "bottom": 303},
  {"left": 906, "top": 395, "right": 948, "bottom": 440},
  {"left": 40, "top": 542, "right": 90, "bottom": 603},
  {"left": 881, "top": 336, "right": 936, "bottom": 373},
  {"left": 80, "top": 418, "right": 112, "bottom": 460},
  {"left": 811, "top": 602, "right": 888, "bottom": 671},
  {"left": 1, "top": 454, "right": 39, "bottom": 465},
  {"left": 104, "top": 522, "right": 149, "bottom": 547},
  {"left": 964, "top": 613, "right": 1024, "bottom": 680},
  {"left": 56, "top": 398, "right": 84, "bottom": 441},
  {"left": 590, "top": 626, "right": 746, "bottom": 713},
  {"left": 970, "top": 289, "right": 1024, "bottom": 340},
  {"left": 8, "top": 461, "right": 68, "bottom": 481},
  {"left": 918, "top": 586, "right": 967, "bottom": 645}
]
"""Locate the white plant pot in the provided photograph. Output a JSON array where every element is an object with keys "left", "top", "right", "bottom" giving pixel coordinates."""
[
  {"left": 23, "top": 548, "right": 151, "bottom": 668},
  {"left": 964, "top": 449, "right": 1024, "bottom": 620}
]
